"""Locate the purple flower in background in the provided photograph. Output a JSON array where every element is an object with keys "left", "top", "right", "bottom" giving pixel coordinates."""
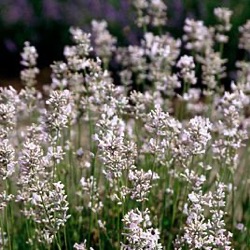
[
  {"left": 1, "top": 0, "right": 34, "bottom": 25},
  {"left": 4, "top": 39, "right": 17, "bottom": 52},
  {"left": 168, "top": 0, "right": 184, "bottom": 27},
  {"left": 0, "top": 0, "right": 134, "bottom": 33},
  {"left": 43, "top": 0, "right": 62, "bottom": 21},
  {"left": 64, "top": 0, "right": 132, "bottom": 25},
  {"left": 61, "top": 0, "right": 137, "bottom": 43}
]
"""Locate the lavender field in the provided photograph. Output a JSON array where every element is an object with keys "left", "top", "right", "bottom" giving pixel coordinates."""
[{"left": 1, "top": 1, "right": 250, "bottom": 249}]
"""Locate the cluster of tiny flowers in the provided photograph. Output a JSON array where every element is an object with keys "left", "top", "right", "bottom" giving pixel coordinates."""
[
  {"left": 93, "top": 86, "right": 136, "bottom": 203},
  {"left": 198, "top": 51, "right": 227, "bottom": 90},
  {"left": 50, "top": 61, "right": 69, "bottom": 89},
  {"left": 175, "top": 170, "right": 232, "bottom": 249},
  {"left": 74, "top": 239, "right": 94, "bottom": 250},
  {"left": 214, "top": 7, "right": 233, "bottom": 43},
  {"left": 94, "top": 111, "right": 136, "bottom": 183},
  {"left": 50, "top": 27, "right": 89, "bottom": 91},
  {"left": 0, "top": 88, "right": 16, "bottom": 138},
  {"left": 143, "top": 32, "right": 170, "bottom": 59},
  {"left": 91, "top": 20, "right": 117, "bottom": 64},
  {"left": 121, "top": 208, "right": 163, "bottom": 250},
  {"left": 177, "top": 55, "right": 197, "bottom": 85},
  {"left": 133, "top": 0, "right": 167, "bottom": 28},
  {"left": 182, "top": 88, "right": 204, "bottom": 115},
  {"left": 0, "top": 142, "right": 14, "bottom": 212},
  {"left": 128, "top": 169, "right": 159, "bottom": 202},
  {"left": 18, "top": 84, "right": 43, "bottom": 116},
  {"left": 19, "top": 43, "right": 40, "bottom": 117},
  {"left": 183, "top": 18, "right": 214, "bottom": 53},
  {"left": 117, "top": 30, "right": 181, "bottom": 97},
  {"left": 116, "top": 45, "right": 147, "bottom": 83},
  {"left": 239, "top": 20, "right": 250, "bottom": 53},
  {"left": 2, "top": 3, "right": 250, "bottom": 249},
  {"left": 142, "top": 106, "right": 212, "bottom": 167},
  {"left": 78, "top": 176, "right": 103, "bottom": 213},
  {"left": 236, "top": 60, "right": 250, "bottom": 86},
  {"left": 43, "top": 89, "right": 74, "bottom": 139},
  {"left": 208, "top": 183, "right": 233, "bottom": 249},
  {"left": 64, "top": 27, "right": 92, "bottom": 71},
  {"left": 15, "top": 127, "right": 71, "bottom": 246},
  {"left": 213, "top": 85, "right": 248, "bottom": 169},
  {"left": 20, "top": 41, "right": 39, "bottom": 87},
  {"left": 26, "top": 181, "right": 70, "bottom": 245},
  {"left": 0, "top": 87, "right": 16, "bottom": 210},
  {"left": 0, "top": 139, "right": 15, "bottom": 180},
  {"left": 143, "top": 105, "right": 182, "bottom": 165},
  {"left": 82, "top": 64, "right": 128, "bottom": 117},
  {"left": 147, "top": 0, "right": 167, "bottom": 27},
  {"left": 142, "top": 32, "right": 181, "bottom": 96},
  {"left": 129, "top": 90, "right": 155, "bottom": 119},
  {"left": 17, "top": 138, "right": 47, "bottom": 207},
  {"left": 182, "top": 116, "right": 212, "bottom": 155},
  {"left": 0, "top": 103, "right": 15, "bottom": 137}
]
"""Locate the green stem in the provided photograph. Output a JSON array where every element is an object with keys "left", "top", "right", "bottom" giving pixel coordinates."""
[
  {"left": 63, "top": 227, "right": 68, "bottom": 250},
  {"left": 171, "top": 180, "right": 180, "bottom": 229},
  {"left": 5, "top": 181, "right": 12, "bottom": 250},
  {"left": 231, "top": 177, "right": 235, "bottom": 231},
  {"left": 5, "top": 207, "right": 11, "bottom": 250},
  {"left": 1, "top": 211, "right": 5, "bottom": 249},
  {"left": 25, "top": 220, "right": 31, "bottom": 247},
  {"left": 88, "top": 209, "right": 93, "bottom": 248}
]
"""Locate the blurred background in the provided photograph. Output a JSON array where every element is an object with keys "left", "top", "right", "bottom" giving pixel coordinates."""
[{"left": 0, "top": 0, "right": 248, "bottom": 87}]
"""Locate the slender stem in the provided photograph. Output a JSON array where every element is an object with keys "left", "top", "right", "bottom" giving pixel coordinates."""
[
  {"left": 231, "top": 176, "right": 235, "bottom": 231},
  {"left": 171, "top": 180, "right": 180, "bottom": 229},
  {"left": 25, "top": 220, "right": 31, "bottom": 247},
  {"left": 5, "top": 180, "right": 12, "bottom": 250},
  {"left": 77, "top": 120, "right": 81, "bottom": 149},
  {"left": 219, "top": 43, "right": 224, "bottom": 58},
  {"left": 63, "top": 227, "right": 68, "bottom": 250},
  {"left": 1, "top": 211, "right": 5, "bottom": 249},
  {"left": 5, "top": 207, "right": 11, "bottom": 250},
  {"left": 88, "top": 210, "right": 93, "bottom": 249}
]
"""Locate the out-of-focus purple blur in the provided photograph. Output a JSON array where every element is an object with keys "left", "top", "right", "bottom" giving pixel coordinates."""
[
  {"left": 0, "top": 0, "right": 137, "bottom": 78},
  {"left": 0, "top": 0, "right": 247, "bottom": 80}
]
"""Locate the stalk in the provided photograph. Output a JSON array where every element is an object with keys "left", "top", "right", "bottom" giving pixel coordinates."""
[{"left": 1, "top": 211, "right": 5, "bottom": 249}]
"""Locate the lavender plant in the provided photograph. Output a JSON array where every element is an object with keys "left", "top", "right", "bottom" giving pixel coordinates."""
[{"left": 1, "top": 2, "right": 250, "bottom": 250}]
